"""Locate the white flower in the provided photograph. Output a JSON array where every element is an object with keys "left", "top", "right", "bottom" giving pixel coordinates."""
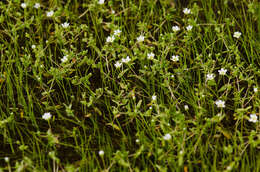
[
  {"left": 152, "top": 95, "right": 157, "bottom": 101},
  {"left": 34, "top": 3, "right": 40, "bottom": 9},
  {"left": 61, "top": 22, "right": 70, "bottom": 28},
  {"left": 135, "top": 139, "right": 140, "bottom": 143},
  {"left": 172, "top": 26, "right": 180, "bottom": 32},
  {"left": 114, "top": 61, "right": 122, "bottom": 68},
  {"left": 42, "top": 112, "right": 52, "bottom": 120},
  {"left": 183, "top": 8, "right": 191, "bottom": 14},
  {"left": 253, "top": 87, "right": 258, "bottom": 93},
  {"left": 111, "top": 10, "right": 115, "bottom": 14},
  {"left": 217, "top": 113, "right": 222, "bottom": 117},
  {"left": 248, "top": 114, "right": 258, "bottom": 123},
  {"left": 233, "top": 31, "right": 241, "bottom": 39},
  {"left": 227, "top": 165, "right": 232, "bottom": 171},
  {"left": 21, "top": 3, "right": 27, "bottom": 9},
  {"left": 61, "top": 55, "right": 68, "bottom": 63},
  {"left": 106, "top": 35, "right": 115, "bottom": 43},
  {"left": 46, "top": 10, "right": 54, "bottom": 17},
  {"left": 218, "top": 68, "right": 227, "bottom": 75},
  {"left": 137, "top": 35, "right": 145, "bottom": 42},
  {"left": 98, "top": 0, "right": 105, "bottom": 4},
  {"left": 171, "top": 55, "right": 179, "bottom": 62},
  {"left": 163, "top": 133, "right": 171, "bottom": 141},
  {"left": 113, "top": 29, "right": 121, "bottom": 36},
  {"left": 31, "top": 45, "right": 36, "bottom": 49},
  {"left": 122, "top": 56, "right": 131, "bottom": 63},
  {"left": 186, "top": 25, "right": 193, "bottom": 31},
  {"left": 184, "top": 105, "right": 189, "bottom": 110},
  {"left": 206, "top": 73, "right": 215, "bottom": 80},
  {"left": 4, "top": 157, "right": 9, "bottom": 163},
  {"left": 98, "top": 150, "right": 104, "bottom": 156},
  {"left": 147, "top": 52, "right": 155, "bottom": 60},
  {"left": 215, "top": 100, "right": 225, "bottom": 108}
]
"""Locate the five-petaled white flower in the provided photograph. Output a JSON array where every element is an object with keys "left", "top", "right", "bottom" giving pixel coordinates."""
[
  {"left": 147, "top": 52, "right": 155, "bottom": 60},
  {"left": 135, "top": 139, "right": 140, "bottom": 143},
  {"left": 184, "top": 105, "right": 189, "bottom": 110},
  {"left": 46, "top": 10, "right": 54, "bottom": 17},
  {"left": 61, "top": 22, "right": 70, "bottom": 28},
  {"left": 248, "top": 114, "right": 258, "bottom": 123},
  {"left": 34, "top": 3, "right": 40, "bottom": 9},
  {"left": 218, "top": 68, "right": 227, "bottom": 75},
  {"left": 31, "top": 45, "right": 36, "bottom": 49},
  {"left": 106, "top": 35, "right": 115, "bottom": 43},
  {"left": 172, "top": 26, "right": 180, "bottom": 32},
  {"left": 137, "top": 35, "right": 145, "bottom": 42},
  {"left": 114, "top": 61, "right": 122, "bottom": 68},
  {"left": 122, "top": 56, "right": 131, "bottom": 63},
  {"left": 253, "top": 87, "right": 258, "bottom": 93},
  {"left": 215, "top": 100, "right": 225, "bottom": 108},
  {"left": 183, "top": 8, "right": 191, "bottom": 14},
  {"left": 233, "top": 31, "right": 241, "bottom": 39},
  {"left": 163, "top": 133, "right": 171, "bottom": 141},
  {"left": 206, "top": 73, "right": 215, "bottom": 80},
  {"left": 113, "top": 29, "right": 121, "bottom": 36},
  {"left": 186, "top": 25, "right": 193, "bottom": 31},
  {"left": 152, "top": 95, "right": 157, "bottom": 101},
  {"left": 61, "top": 55, "right": 68, "bottom": 63},
  {"left": 42, "top": 112, "right": 52, "bottom": 120},
  {"left": 98, "top": 0, "right": 105, "bottom": 4},
  {"left": 98, "top": 150, "right": 104, "bottom": 156},
  {"left": 21, "top": 3, "right": 27, "bottom": 9},
  {"left": 171, "top": 55, "right": 179, "bottom": 62}
]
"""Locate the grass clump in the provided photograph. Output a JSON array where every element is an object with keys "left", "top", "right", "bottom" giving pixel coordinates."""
[{"left": 0, "top": 0, "right": 259, "bottom": 171}]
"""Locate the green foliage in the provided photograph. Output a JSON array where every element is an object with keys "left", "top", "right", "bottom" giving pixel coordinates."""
[{"left": 0, "top": 0, "right": 259, "bottom": 171}]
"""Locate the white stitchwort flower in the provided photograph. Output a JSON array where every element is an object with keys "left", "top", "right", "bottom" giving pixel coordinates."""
[
  {"left": 98, "top": 150, "right": 104, "bottom": 156},
  {"left": 106, "top": 35, "right": 115, "bottom": 43},
  {"left": 233, "top": 31, "right": 241, "bottom": 39},
  {"left": 61, "top": 22, "right": 70, "bottom": 28},
  {"left": 248, "top": 114, "right": 258, "bottom": 123},
  {"left": 113, "top": 29, "right": 121, "bottom": 36},
  {"left": 171, "top": 55, "right": 179, "bottom": 62},
  {"left": 46, "top": 10, "right": 54, "bottom": 17},
  {"left": 172, "top": 26, "right": 180, "bottom": 32},
  {"left": 215, "top": 100, "right": 225, "bottom": 108},
  {"left": 218, "top": 68, "right": 227, "bottom": 75},
  {"left": 31, "top": 45, "right": 36, "bottom": 49},
  {"left": 163, "top": 133, "right": 171, "bottom": 141},
  {"left": 183, "top": 8, "right": 191, "bottom": 14},
  {"left": 4, "top": 157, "right": 9, "bottom": 163},
  {"left": 42, "top": 112, "right": 52, "bottom": 120},
  {"left": 253, "top": 87, "right": 258, "bottom": 93},
  {"left": 186, "top": 25, "right": 193, "bottom": 31},
  {"left": 206, "top": 73, "right": 215, "bottom": 80},
  {"left": 152, "top": 95, "right": 157, "bottom": 101},
  {"left": 137, "top": 35, "right": 145, "bottom": 42},
  {"left": 34, "top": 3, "right": 40, "bottom": 9},
  {"left": 184, "top": 105, "right": 189, "bottom": 110},
  {"left": 135, "top": 139, "right": 140, "bottom": 143},
  {"left": 122, "top": 56, "right": 131, "bottom": 63},
  {"left": 114, "top": 61, "right": 122, "bottom": 68},
  {"left": 61, "top": 55, "right": 68, "bottom": 63},
  {"left": 98, "top": 0, "right": 105, "bottom": 4},
  {"left": 21, "top": 3, "right": 27, "bottom": 9},
  {"left": 147, "top": 52, "right": 155, "bottom": 60}
]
